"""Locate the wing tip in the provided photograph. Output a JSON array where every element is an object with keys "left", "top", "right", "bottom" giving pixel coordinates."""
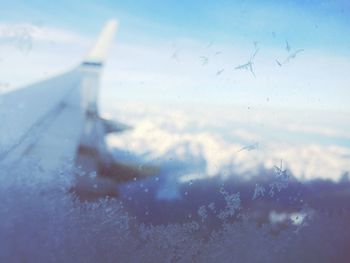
[{"left": 83, "top": 19, "right": 118, "bottom": 65}]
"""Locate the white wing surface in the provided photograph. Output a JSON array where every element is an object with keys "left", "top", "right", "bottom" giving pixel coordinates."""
[{"left": 0, "top": 20, "right": 155, "bottom": 199}]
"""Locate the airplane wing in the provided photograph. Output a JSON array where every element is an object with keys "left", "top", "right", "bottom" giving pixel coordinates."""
[{"left": 0, "top": 20, "right": 156, "bottom": 200}]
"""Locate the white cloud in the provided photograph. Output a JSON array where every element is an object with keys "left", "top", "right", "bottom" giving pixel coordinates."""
[{"left": 106, "top": 103, "right": 350, "bottom": 182}]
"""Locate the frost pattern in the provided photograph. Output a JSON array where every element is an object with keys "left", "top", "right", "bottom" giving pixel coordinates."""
[
  {"left": 269, "top": 161, "right": 290, "bottom": 197},
  {"left": 197, "top": 205, "right": 208, "bottom": 222},
  {"left": 0, "top": 24, "right": 39, "bottom": 53},
  {"left": 218, "top": 187, "right": 241, "bottom": 220},
  {"left": 252, "top": 183, "right": 265, "bottom": 200},
  {"left": 0, "top": 158, "right": 349, "bottom": 262},
  {"left": 208, "top": 202, "right": 216, "bottom": 212},
  {"left": 0, "top": 163, "right": 349, "bottom": 262}
]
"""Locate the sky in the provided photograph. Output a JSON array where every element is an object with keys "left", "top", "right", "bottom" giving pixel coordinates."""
[{"left": 1, "top": 0, "right": 350, "bottom": 112}]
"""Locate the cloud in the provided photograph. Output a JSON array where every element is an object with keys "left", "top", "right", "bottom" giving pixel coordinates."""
[{"left": 106, "top": 103, "right": 350, "bottom": 182}]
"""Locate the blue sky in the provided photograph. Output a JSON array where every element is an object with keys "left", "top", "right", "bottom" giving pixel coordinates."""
[
  {"left": 1, "top": 0, "right": 350, "bottom": 111},
  {"left": 2, "top": 0, "right": 350, "bottom": 50}
]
